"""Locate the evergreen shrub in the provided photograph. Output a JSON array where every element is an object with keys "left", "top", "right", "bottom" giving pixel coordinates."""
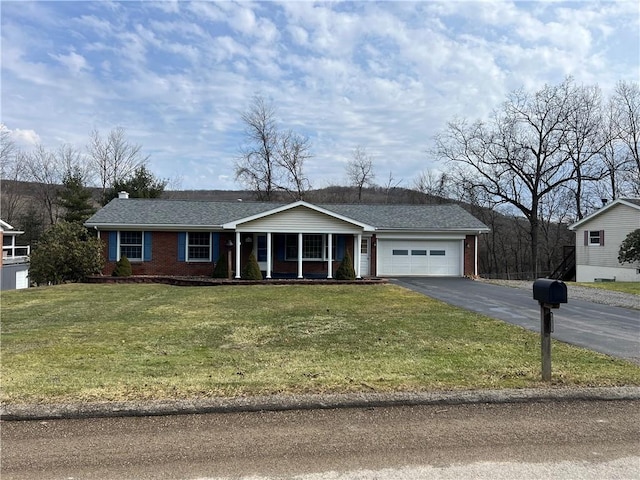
[
  {"left": 242, "top": 252, "right": 263, "bottom": 280},
  {"left": 112, "top": 256, "right": 132, "bottom": 277},
  {"left": 335, "top": 251, "right": 356, "bottom": 280},
  {"left": 212, "top": 256, "right": 229, "bottom": 278}
]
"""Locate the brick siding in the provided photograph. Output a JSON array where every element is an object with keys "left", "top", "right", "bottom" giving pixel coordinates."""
[{"left": 464, "top": 234, "right": 476, "bottom": 276}]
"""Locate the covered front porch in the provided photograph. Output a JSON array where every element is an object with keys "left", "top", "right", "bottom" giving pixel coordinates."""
[
  {"left": 231, "top": 231, "right": 370, "bottom": 280},
  {"left": 222, "top": 201, "right": 375, "bottom": 280}
]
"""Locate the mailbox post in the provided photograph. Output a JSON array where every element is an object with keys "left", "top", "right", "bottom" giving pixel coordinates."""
[{"left": 532, "top": 279, "right": 568, "bottom": 381}]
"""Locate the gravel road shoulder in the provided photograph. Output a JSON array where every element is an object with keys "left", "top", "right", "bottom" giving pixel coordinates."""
[{"left": 479, "top": 279, "right": 640, "bottom": 310}]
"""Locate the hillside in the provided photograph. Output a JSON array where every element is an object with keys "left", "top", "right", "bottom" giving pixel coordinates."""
[{"left": 1, "top": 179, "right": 574, "bottom": 279}]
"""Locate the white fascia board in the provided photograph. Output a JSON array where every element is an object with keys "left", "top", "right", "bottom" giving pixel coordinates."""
[
  {"left": 0, "top": 219, "right": 14, "bottom": 231},
  {"left": 84, "top": 223, "right": 225, "bottom": 231},
  {"left": 375, "top": 227, "right": 490, "bottom": 235},
  {"left": 375, "top": 231, "right": 467, "bottom": 240},
  {"left": 568, "top": 198, "right": 640, "bottom": 230},
  {"left": 222, "top": 200, "right": 376, "bottom": 231}
]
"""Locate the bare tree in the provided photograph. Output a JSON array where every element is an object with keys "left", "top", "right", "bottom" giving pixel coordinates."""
[
  {"left": 413, "top": 169, "right": 450, "bottom": 204},
  {"left": 538, "top": 187, "right": 574, "bottom": 275},
  {"left": 1, "top": 126, "right": 28, "bottom": 224},
  {"left": 235, "top": 95, "right": 312, "bottom": 201},
  {"left": 0, "top": 124, "right": 15, "bottom": 166},
  {"left": 435, "top": 78, "right": 579, "bottom": 277},
  {"left": 346, "top": 146, "right": 375, "bottom": 202},
  {"left": 235, "top": 96, "right": 279, "bottom": 201},
  {"left": 380, "top": 171, "right": 402, "bottom": 204},
  {"left": 609, "top": 81, "right": 640, "bottom": 195},
  {"left": 562, "top": 83, "right": 607, "bottom": 220},
  {"left": 87, "top": 127, "right": 149, "bottom": 203},
  {"left": 23, "top": 144, "right": 63, "bottom": 225},
  {"left": 276, "top": 130, "right": 312, "bottom": 200},
  {"left": 56, "top": 144, "right": 93, "bottom": 186}
]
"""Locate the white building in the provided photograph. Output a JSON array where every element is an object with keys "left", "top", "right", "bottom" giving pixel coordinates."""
[
  {"left": 568, "top": 198, "right": 640, "bottom": 282},
  {"left": 1, "top": 219, "right": 30, "bottom": 290}
]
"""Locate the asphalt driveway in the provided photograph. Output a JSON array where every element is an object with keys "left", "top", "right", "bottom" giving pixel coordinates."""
[{"left": 393, "top": 277, "right": 640, "bottom": 364}]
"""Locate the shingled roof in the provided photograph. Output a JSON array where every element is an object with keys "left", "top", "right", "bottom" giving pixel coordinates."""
[
  {"left": 321, "top": 203, "right": 488, "bottom": 230},
  {"left": 85, "top": 198, "right": 489, "bottom": 232}
]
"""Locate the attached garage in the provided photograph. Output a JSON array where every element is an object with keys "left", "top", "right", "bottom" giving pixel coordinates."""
[{"left": 377, "top": 239, "right": 462, "bottom": 276}]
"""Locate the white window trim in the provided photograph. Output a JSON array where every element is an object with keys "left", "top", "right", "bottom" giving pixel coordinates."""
[
  {"left": 588, "top": 230, "right": 601, "bottom": 246},
  {"left": 284, "top": 234, "right": 340, "bottom": 261},
  {"left": 118, "top": 231, "right": 144, "bottom": 262},
  {"left": 186, "top": 232, "right": 212, "bottom": 262}
]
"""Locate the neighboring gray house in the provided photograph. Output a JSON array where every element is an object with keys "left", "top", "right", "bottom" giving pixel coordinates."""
[
  {"left": 568, "top": 198, "right": 640, "bottom": 282},
  {"left": 1, "top": 219, "right": 30, "bottom": 290},
  {"left": 85, "top": 195, "right": 490, "bottom": 278}
]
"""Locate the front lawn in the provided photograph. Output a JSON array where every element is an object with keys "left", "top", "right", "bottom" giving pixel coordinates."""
[{"left": 2, "top": 283, "right": 639, "bottom": 404}]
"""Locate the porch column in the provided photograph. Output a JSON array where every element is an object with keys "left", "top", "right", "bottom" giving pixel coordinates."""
[
  {"left": 356, "top": 233, "right": 362, "bottom": 279},
  {"left": 474, "top": 235, "right": 478, "bottom": 277},
  {"left": 297, "top": 233, "right": 303, "bottom": 278},
  {"left": 235, "top": 231, "right": 241, "bottom": 279},
  {"left": 266, "top": 232, "right": 272, "bottom": 279},
  {"left": 327, "top": 233, "right": 333, "bottom": 279}
]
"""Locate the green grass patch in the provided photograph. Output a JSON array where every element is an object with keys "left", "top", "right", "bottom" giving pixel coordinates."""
[
  {"left": 2, "top": 283, "right": 639, "bottom": 404},
  {"left": 574, "top": 282, "right": 640, "bottom": 295}
]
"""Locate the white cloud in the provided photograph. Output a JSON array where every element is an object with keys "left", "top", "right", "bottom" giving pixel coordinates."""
[
  {"left": 1, "top": 1, "right": 637, "bottom": 190},
  {"left": 74, "top": 14, "right": 113, "bottom": 36},
  {"left": 50, "top": 51, "right": 91, "bottom": 75},
  {"left": 10, "top": 128, "right": 41, "bottom": 147}
]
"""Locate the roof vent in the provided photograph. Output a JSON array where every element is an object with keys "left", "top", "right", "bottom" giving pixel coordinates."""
[
  {"left": 237, "top": 198, "right": 243, "bottom": 202},
  {"left": 118, "top": 191, "right": 129, "bottom": 199},
  {"left": 601, "top": 198, "right": 608, "bottom": 206}
]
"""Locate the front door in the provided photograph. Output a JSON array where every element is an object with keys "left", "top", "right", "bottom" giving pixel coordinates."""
[{"left": 360, "top": 237, "right": 370, "bottom": 276}]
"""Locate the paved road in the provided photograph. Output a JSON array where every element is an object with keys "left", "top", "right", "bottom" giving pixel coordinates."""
[
  {"left": 2, "top": 400, "right": 638, "bottom": 479},
  {"left": 393, "top": 278, "right": 640, "bottom": 363}
]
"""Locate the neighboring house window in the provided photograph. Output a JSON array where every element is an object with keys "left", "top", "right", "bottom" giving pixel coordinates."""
[
  {"left": 585, "top": 230, "right": 604, "bottom": 246},
  {"left": 120, "top": 231, "right": 143, "bottom": 261},
  {"left": 187, "top": 232, "right": 211, "bottom": 261}
]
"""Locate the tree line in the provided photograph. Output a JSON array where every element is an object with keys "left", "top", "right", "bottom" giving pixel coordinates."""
[
  {"left": 428, "top": 78, "right": 639, "bottom": 277},
  {"left": 235, "top": 79, "right": 639, "bottom": 278},
  {"left": 1, "top": 127, "right": 167, "bottom": 244},
  {"left": 2, "top": 77, "right": 639, "bottom": 280}
]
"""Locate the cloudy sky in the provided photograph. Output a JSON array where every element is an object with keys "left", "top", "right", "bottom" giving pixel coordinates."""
[{"left": 2, "top": 1, "right": 638, "bottom": 190}]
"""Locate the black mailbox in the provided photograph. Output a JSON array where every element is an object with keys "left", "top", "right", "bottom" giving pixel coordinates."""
[{"left": 533, "top": 278, "right": 567, "bottom": 306}]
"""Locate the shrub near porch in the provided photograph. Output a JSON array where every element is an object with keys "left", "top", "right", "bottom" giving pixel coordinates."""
[{"left": 2, "top": 283, "right": 639, "bottom": 404}]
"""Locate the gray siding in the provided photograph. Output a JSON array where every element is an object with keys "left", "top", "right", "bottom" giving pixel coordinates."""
[
  {"left": 575, "top": 204, "right": 640, "bottom": 269},
  {"left": 1, "top": 262, "right": 29, "bottom": 290}
]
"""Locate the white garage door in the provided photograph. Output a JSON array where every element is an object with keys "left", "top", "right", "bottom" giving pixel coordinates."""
[{"left": 378, "top": 240, "right": 462, "bottom": 276}]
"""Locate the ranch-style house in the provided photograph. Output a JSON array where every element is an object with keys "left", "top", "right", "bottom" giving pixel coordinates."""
[{"left": 85, "top": 193, "right": 490, "bottom": 279}]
